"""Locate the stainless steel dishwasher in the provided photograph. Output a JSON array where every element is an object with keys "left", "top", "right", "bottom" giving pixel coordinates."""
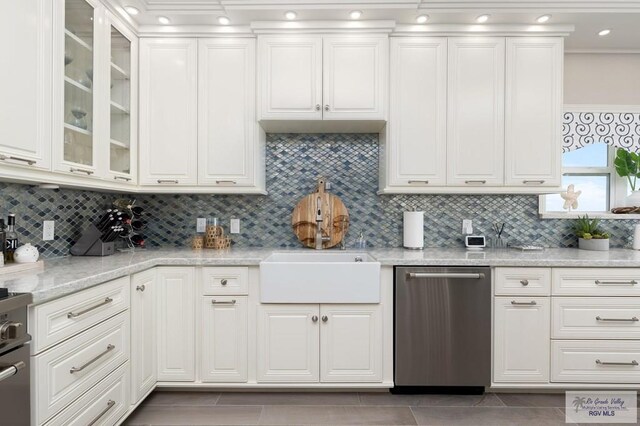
[{"left": 394, "top": 266, "right": 491, "bottom": 393}]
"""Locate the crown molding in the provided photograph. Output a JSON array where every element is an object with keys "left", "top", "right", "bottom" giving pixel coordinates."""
[
  {"left": 392, "top": 24, "right": 574, "bottom": 36},
  {"left": 250, "top": 20, "right": 396, "bottom": 34},
  {"left": 417, "top": 1, "right": 640, "bottom": 13},
  {"left": 137, "top": 25, "right": 255, "bottom": 37}
]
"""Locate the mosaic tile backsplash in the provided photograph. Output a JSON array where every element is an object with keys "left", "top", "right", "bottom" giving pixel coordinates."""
[{"left": 3, "top": 133, "right": 639, "bottom": 258}]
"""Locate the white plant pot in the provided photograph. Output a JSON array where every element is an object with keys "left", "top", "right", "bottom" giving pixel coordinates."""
[
  {"left": 626, "top": 190, "right": 640, "bottom": 207},
  {"left": 578, "top": 238, "right": 610, "bottom": 251}
]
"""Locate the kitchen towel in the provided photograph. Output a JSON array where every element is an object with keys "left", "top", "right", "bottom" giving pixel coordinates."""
[{"left": 403, "top": 211, "right": 424, "bottom": 249}]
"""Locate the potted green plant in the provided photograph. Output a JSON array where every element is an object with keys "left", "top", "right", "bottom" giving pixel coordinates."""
[
  {"left": 575, "top": 215, "right": 610, "bottom": 251},
  {"left": 614, "top": 148, "right": 640, "bottom": 206}
]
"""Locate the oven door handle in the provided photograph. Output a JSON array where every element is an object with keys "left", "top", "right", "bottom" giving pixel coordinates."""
[{"left": 0, "top": 361, "right": 25, "bottom": 383}]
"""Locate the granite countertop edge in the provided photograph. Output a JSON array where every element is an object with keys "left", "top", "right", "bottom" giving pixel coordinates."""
[{"left": 3, "top": 247, "right": 640, "bottom": 305}]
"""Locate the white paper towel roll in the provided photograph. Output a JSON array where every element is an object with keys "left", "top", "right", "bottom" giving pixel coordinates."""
[
  {"left": 633, "top": 225, "right": 640, "bottom": 250},
  {"left": 403, "top": 211, "right": 424, "bottom": 249}
]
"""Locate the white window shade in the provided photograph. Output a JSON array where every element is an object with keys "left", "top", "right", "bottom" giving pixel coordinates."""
[{"left": 563, "top": 112, "right": 640, "bottom": 153}]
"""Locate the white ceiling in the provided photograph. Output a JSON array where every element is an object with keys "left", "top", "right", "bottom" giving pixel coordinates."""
[{"left": 108, "top": 0, "right": 640, "bottom": 50}]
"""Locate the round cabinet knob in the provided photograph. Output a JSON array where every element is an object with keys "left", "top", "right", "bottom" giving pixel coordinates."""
[
  {"left": 321, "top": 315, "right": 328, "bottom": 323},
  {"left": 324, "top": 105, "right": 330, "bottom": 112},
  {"left": 520, "top": 279, "right": 529, "bottom": 286},
  {"left": 0, "top": 322, "right": 22, "bottom": 341},
  {"left": 315, "top": 104, "right": 321, "bottom": 111},
  {"left": 221, "top": 279, "right": 228, "bottom": 286},
  {"left": 136, "top": 285, "right": 146, "bottom": 292},
  {"left": 312, "top": 315, "right": 318, "bottom": 322}
]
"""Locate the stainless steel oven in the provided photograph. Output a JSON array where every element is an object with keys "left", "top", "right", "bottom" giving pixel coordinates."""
[{"left": 0, "top": 291, "right": 32, "bottom": 426}]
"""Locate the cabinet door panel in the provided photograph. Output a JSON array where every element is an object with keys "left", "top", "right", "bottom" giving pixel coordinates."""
[
  {"left": 258, "top": 36, "right": 322, "bottom": 120},
  {"left": 257, "top": 304, "right": 319, "bottom": 382},
  {"left": 139, "top": 39, "right": 198, "bottom": 185},
  {"left": 0, "top": 0, "right": 51, "bottom": 170},
  {"left": 157, "top": 267, "right": 195, "bottom": 381},
  {"left": 131, "top": 269, "right": 156, "bottom": 403},
  {"left": 505, "top": 38, "right": 562, "bottom": 187},
  {"left": 447, "top": 38, "right": 505, "bottom": 186},
  {"left": 323, "top": 36, "right": 387, "bottom": 120},
  {"left": 201, "top": 296, "right": 248, "bottom": 383},
  {"left": 494, "top": 297, "right": 550, "bottom": 383},
  {"left": 198, "top": 38, "right": 257, "bottom": 187},
  {"left": 388, "top": 38, "right": 447, "bottom": 187},
  {"left": 320, "top": 304, "right": 383, "bottom": 382}
]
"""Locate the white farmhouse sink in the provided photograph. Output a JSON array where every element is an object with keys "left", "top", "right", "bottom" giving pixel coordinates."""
[{"left": 260, "top": 252, "right": 381, "bottom": 303}]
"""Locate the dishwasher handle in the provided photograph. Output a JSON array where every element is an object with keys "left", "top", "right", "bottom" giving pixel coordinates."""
[{"left": 407, "top": 272, "right": 485, "bottom": 280}]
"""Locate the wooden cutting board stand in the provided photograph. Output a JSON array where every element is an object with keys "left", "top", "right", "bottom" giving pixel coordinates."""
[{"left": 291, "top": 177, "right": 350, "bottom": 249}]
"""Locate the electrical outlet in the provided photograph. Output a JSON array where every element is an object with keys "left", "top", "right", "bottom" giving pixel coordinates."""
[
  {"left": 43, "top": 220, "right": 55, "bottom": 241},
  {"left": 230, "top": 218, "right": 240, "bottom": 234},
  {"left": 462, "top": 219, "right": 473, "bottom": 235},
  {"left": 196, "top": 218, "right": 207, "bottom": 233}
]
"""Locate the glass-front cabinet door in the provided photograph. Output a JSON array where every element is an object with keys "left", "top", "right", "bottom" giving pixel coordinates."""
[
  {"left": 108, "top": 19, "right": 137, "bottom": 184},
  {"left": 61, "top": 0, "right": 97, "bottom": 176}
]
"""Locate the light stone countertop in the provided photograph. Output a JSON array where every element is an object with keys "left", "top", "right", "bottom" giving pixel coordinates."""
[{"left": 3, "top": 247, "right": 640, "bottom": 304}]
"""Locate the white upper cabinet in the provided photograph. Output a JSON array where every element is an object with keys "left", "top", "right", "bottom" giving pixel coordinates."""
[
  {"left": 258, "top": 35, "right": 388, "bottom": 122},
  {"left": 258, "top": 36, "right": 323, "bottom": 120},
  {"left": 0, "top": 0, "right": 52, "bottom": 170},
  {"left": 323, "top": 36, "right": 388, "bottom": 120},
  {"left": 139, "top": 38, "right": 198, "bottom": 186},
  {"left": 198, "top": 38, "right": 262, "bottom": 189},
  {"left": 385, "top": 37, "right": 447, "bottom": 188},
  {"left": 447, "top": 37, "right": 505, "bottom": 187},
  {"left": 505, "top": 37, "right": 563, "bottom": 187}
]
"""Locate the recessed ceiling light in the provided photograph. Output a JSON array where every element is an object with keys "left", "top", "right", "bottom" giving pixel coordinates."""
[
  {"left": 218, "top": 16, "right": 230, "bottom": 25},
  {"left": 475, "top": 14, "right": 490, "bottom": 23},
  {"left": 350, "top": 10, "right": 362, "bottom": 20},
  {"left": 598, "top": 29, "right": 611, "bottom": 36},
  {"left": 158, "top": 16, "right": 170, "bottom": 25},
  {"left": 536, "top": 14, "right": 551, "bottom": 23},
  {"left": 124, "top": 6, "right": 139, "bottom": 16},
  {"left": 416, "top": 15, "right": 429, "bottom": 24},
  {"left": 285, "top": 11, "right": 297, "bottom": 20}
]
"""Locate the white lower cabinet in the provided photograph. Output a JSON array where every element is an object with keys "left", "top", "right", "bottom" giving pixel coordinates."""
[
  {"left": 201, "top": 296, "right": 248, "bottom": 382},
  {"left": 130, "top": 269, "right": 157, "bottom": 403},
  {"left": 257, "top": 304, "right": 320, "bottom": 383},
  {"left": 156, "top": 267, "right": 196, "bottom": 381},
  {"left": 320, "top": 304, "right": 383, "bottom": 382},
  {"left": 493, "top": 297, "right": 550, "bottom": 383}
]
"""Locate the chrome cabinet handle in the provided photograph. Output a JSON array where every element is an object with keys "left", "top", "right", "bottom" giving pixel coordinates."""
[
  {"left": 70, "top": 344, "right": 115, "bottom": 374},
  {"left": 511, "top": 301, "right": 537, "bottom": 306},
  {"left": 211, "top": 299, "right": 236, "bottom": 305},
  {"left": 136, "top": 285, "right": 145, "bottom": 292},
  {"left": 408, "top": 180, "right": 429, "bottom": 184},
  {"left": 465, "top": 180, "right": 486, "bottom": 184},
  {"left": 595, "top": 280, "right": 637, "bottom": 286},
  {"left": 70, "top": 167, "right": 94, "bottom": 175},
  {"left": 220, "top": 279, "right": 228, "bottom": 286},
  {"left": 315, "top": 104, "right": 321, "bottom": 111},
  {"left": 67, "top": 297, "right": 113, "bottom": 318},
  {"left": 87, "top": 400, "right": 116, "bottom": 426},
  {"left": 0, "top": 361, "right": 25, "bottom": 383},
  {"left": 596, "top": 316, "right": 639, "bottom": 322},
  {"left": 523, "top": 180, "right": 546, "bottom": 184},
  {"left": 157, "top": 179, "right": 178, "bottom": 184},
  {"left": 520, "top": 279, "right": 529, "bottom": 286},
  {"left": 324, "top": 105, "right": 330, "bottom": 111},
  {"left": 321, "top": 315, "right": 328, "bottom": 323},
  {"left": 114, "top": 176, "right": 132, "bottom": 181},
  {"left": 595, "top": 359, "right": 638, "bottom": 366},
  {"left": 408, "top": 272, "right": 485, "bottom": 279},
  {"left": 215, "top": 180, "right": 237, "bottom": 184},
  {"left": 0, "top": 155, "right": 36, "bottom": 166},
  {"left": 312, "top": 315, "right": 318, "bottom": 322}
]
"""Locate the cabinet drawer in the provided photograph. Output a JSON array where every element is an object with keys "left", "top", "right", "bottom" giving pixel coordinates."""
[
  {"left": 552, "top": 297, "right": 640, "bottom": 339},
  {"left": 495, "top": 268, "right": 551, "bottom": 295},
  {"left": 202, "top": 267, "right": 248, "bottom": 295},
  {"left": 30, "top": 276, "right": 130, "bottom": 354},
  {"left": 44, "top": 362, "right": 129, "bottom": 426},
  {"left": 34, "top": 312, "right": 130, "bottom": 425},
  {"left": 551, "top": 340, "right": 640, "bottom": 383},
  {"left": 552, "top": 268, "right": 640, "bottom": 296}
]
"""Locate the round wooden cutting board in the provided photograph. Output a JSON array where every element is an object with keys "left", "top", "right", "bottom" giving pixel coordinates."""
[{"left": 291, "top": 178, "right": 350, "bottom": 249}]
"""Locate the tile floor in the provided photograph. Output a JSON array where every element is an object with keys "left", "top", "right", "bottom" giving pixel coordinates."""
[{"left": 123, "top": 391, "right": 632, "bottom": 425}]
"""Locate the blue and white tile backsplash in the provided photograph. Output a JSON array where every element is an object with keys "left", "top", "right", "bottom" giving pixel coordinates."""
[{"left": 2, "top": 133, "right": 638, "bottom": 258}]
